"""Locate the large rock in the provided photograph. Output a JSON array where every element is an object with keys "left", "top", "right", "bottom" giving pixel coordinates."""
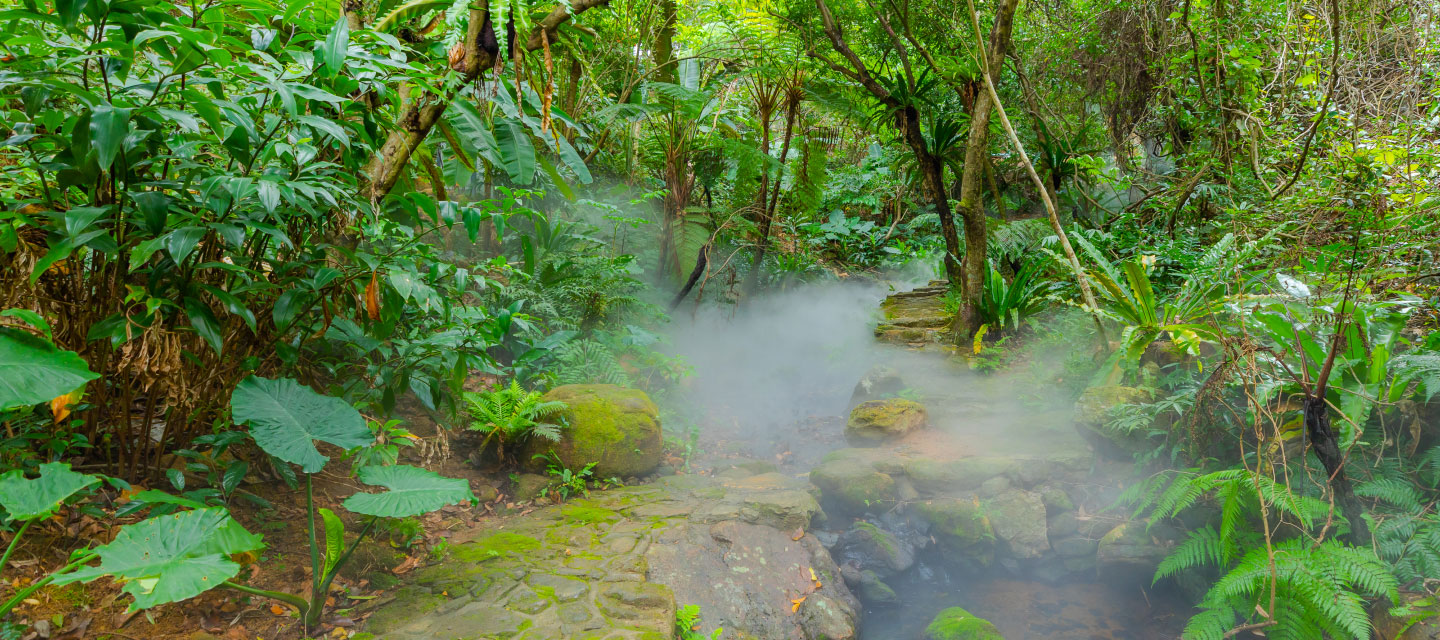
[
  {"left": 833, "top": 521, "right": 915, "bottom": 576},
  {"left": 809, "top": 455, "right": 897, "bottom": 516},
  {"left": 648, "top": 520, "right": 859, "bottom": 640},
  {"left": 1096, "top": 520, "right": 1178, "bottom": 584},
  {"left": 904, "top": 457, "right": 1017, "bottom": 495},
  {"left": 985, "top": 489, "right": 1049, "bottom": 559},
  {"left": 1374, "top": 593, "right": 1440, "bottom": 640},
  {"left": 922, "top": 606, "right": 1005, "bottom": 640},
  {"left": 1073, "top": 385, "right": 1154, "bottom": 458},
  {"left": 850, "top": 365, "right": 906, "bottom": 407},
  {"left": 524, "top": 384, "right": 663, "bottom": 478},
  {"left": 846, "top": 399, "right": 927, "bottom": 445},
  {"left": 915, "top": 498, "right": 995, "bottom": 565}
]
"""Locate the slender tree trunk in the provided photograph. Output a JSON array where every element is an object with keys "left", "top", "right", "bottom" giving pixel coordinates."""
[
  {"left": 746, "top": 90, "right": 800, "bottom": 296},
  {"left": 950, "top": 0, "right": 1021, "bottom": 338},
  {"left": 964, "top": 0, "right": 1107, "bottom": 345},
  {"left": 365, "top": 0, "right": 611, "bottom": 201},
  {"left": 654, "top": 0, "right": 677, "bottom": 84},
  {"left": 984, "top": 154, "right": 1006, "bottom": 220}
]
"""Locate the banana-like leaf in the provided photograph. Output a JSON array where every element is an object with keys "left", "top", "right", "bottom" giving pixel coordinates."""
[
  {"left": 0, "top": 327, "right": 99, "bottom": 411},
  {"left": 493, "top": 117, "right": 537, "bottom": 185},
  {"left": 343, "top": 464, "right": 474, "bottom": 518},
  {"left": 230, "top": 376, "right": 372, "bottom": 473},
  {"left": 56, "top": 508, "right": 265, "bottom": 611},
  {"left": 319, "top": 507, "right": 345, "bottom": 578},
  {"left": 0, "top": 462, "right": 101, "bottom": 522}
]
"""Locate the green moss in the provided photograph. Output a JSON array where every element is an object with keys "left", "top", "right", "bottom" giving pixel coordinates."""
[
  {"left": 527, "top": 384, "right": 663, "bottom": 477},
  {"left": 810, "top": 460, "right": 895, "bottom": 514},
  {"left": 923, "top": 606, "right": 1004, "bottom": 639},
  {"left": 853, "top": 521, "right": 899, "bottom": 555},
  {"left": 916, "top": 498, "right": 995, "bottom": 563},
  {"left": 451, "top": 532, "right": 542, "bottom": 562},
  {"left": 362, "top": 586, "right": 446, "bottom": 634}
]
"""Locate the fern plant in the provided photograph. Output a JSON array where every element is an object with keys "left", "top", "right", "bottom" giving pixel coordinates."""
[
  {"left": 1126, "top": 468, "right": 1403, "bottom": 639},
  {"left": 463, "top": 381, "right": 567, "bottom": 462},
  {"left": 974, "top": 258, "right": 1048, "bottom": 332},
  {"left": 551, "top": 339, "right": 630, "bottom": 386}
]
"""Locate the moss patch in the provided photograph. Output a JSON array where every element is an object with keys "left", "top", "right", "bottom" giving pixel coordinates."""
[
  {"left": 562, "top": 504, "right": 620, "bottom": 524},
  {"left": 923, "top": 606, "right": 1005, "bottom": 639},
  {"left": 451, "top": 532, "right": 542, "bottom": 562}
]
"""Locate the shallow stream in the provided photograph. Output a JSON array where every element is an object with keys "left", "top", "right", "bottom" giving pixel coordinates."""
[{"left": 665, "top": 277, "right": 1193, "bottom": 639}]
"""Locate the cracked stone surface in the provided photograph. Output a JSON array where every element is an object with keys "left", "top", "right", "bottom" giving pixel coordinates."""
[{"left": 356, "top": 469, "right": 856, "bottom": 640}]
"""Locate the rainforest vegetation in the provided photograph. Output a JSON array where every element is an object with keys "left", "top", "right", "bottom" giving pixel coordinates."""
[{"left": 0, "top": 0, "right": 1436, "bottom": 638}]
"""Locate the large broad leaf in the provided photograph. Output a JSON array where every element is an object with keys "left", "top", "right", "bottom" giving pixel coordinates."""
[
  {"left": 55, "top": 508, "right": 264, "bottom": 611},
  {"left": 0, "top": 327, "right": 99, "bottom": 411},
  {"left": 0, "top": 462, "right": 100, "bottom": 522},
  {"left": 343, "top": 465, "right": 474, "bottom": 518},
  {"left": 230, "top": 376, "right": 371, "bottom": 473},
  {"left": 493, "top": 118, "right": 537, "bottom": 185}
]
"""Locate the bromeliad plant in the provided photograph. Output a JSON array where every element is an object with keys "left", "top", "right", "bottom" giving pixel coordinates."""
[
  {"left": 974, "top": 257, "right": 1049, "bottom": 333},
  {"left": 228, "top": 376, "right": 475, "bottom": 630}
]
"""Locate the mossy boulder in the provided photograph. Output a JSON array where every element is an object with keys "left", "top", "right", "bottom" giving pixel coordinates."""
[
  {"left": 984, "top": 489, "right": 1050, "bottom": 559},
  {"left": 915, "top": 498, "right": 995, "bottom": 565},
  {"left": 1096, "top": 520, "right": 1178, "bottom": 584},
  {"left": 849, "top": 365, "right": 906, "bottom": 407},
  {"left": 524, "top": 384, "right": 663, "bottom": 478},
  {"left": 809, "top": 458, "right": 897, "bottom": 516},
  {"left": 1073, "top": 385, "right": 1154, "bottom": 457},
  {"left": 846, "top": 398, "right": 927, "bottom": 445},
  {"left": 923, "top": 606, "right": 1004, "bottom": 640},
  {"left": 904, "top": 457, "right": 1018, "bottom": 495}
]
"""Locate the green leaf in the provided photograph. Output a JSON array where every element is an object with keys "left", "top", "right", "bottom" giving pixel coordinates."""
[
  {"left": 319, "top": 508, "right": 345, "bottom": 578},
  {"left": 343, "top": 464, "right": 474, "bottom": 518},
  {"left": 230, "top": 376, "right": 372, "bottom": 473},
  {"left": 55, "top": 508, "right": 265, "bottom": 611},
  {"left": 184, "top": 298, "right": 224, "bottom": 356},
  {"left": 298, "top": 115, "right": 350, "bottom": 148},
  {"left": 0, "top": 327, "right": 99, "bottom": 411},
  {"left": 89, "top": 105, "right": 131, "bottom": 172},
  {"left": 319, "top": 16, "right": 349, "bottom": 77},
  {"left": 0, "top": 463, "right": 101, "bottom": 522},
  {"left": 493, "top": 118, "right": 536, "bottom": 185},
  {"left": 0, "top": 309, "right": 52, "bottom": 340}
]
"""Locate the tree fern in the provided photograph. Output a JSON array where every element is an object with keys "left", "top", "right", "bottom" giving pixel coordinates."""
[{"left": 551, "top": 339, "right": 629, "bottom": 386}]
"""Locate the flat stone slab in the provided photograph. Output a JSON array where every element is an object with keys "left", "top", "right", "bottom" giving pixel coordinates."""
[{"left": 356, "top": 470, "right": 856, "bottom": 640}]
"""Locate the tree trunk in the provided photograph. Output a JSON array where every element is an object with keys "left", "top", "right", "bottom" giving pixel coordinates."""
[
  {"left": 746, "top": 89, "right": 800, "bottom": 296},
  {"left": 654, "top": 0, "right": 677, "bottom": 84},
  {"left": 365, "top": 0, "right": 611, "bottom": 201},
  {"left": 950, "top": 0, "right": 1021, "bottom": 338},
  {"left": 1304, "top": 393, "right": 1370, "bottom": 545}
]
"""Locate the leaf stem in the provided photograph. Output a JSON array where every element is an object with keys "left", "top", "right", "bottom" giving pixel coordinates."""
[
  {"left": 220, "top": 581, "right": 311, "bottom": 614},
  {"left": 0, "top": 520, "right": 33, "bottom": 580},
  {"left": 0, "top": 550, "right": 96, "bottom": 616},
  {"left": 305, "top": 474, "right": 320, "bottom": 629}
]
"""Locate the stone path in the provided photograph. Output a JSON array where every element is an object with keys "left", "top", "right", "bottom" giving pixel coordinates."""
[{"left": 356, "top": 468, "right": 859, "bottom": 640}]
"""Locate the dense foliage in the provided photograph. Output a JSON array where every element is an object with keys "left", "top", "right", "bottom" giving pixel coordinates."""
[{"left": 0, "top": 0, "right": 1436, "bottom": 637}]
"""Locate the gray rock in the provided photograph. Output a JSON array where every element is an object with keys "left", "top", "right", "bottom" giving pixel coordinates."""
[
  {"left": 511, "top": 473, "right": 552, "bottom": 502},
  {"left": 834, "top": 522, "right": 915, "bottom": 575},
  {"left": 850, "top": 365, "right": 907, "bottom": 407},
  {"left": 986, "top": 489, "right": 1050, "bottom": 559}
]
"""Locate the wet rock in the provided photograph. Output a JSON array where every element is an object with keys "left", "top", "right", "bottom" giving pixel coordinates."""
[
  {"left": 596, "top": 581, "right": 675, "bottom": 631},
  {"left": 720, "top": 472, "right": 821, "bottom": 530},
  {"left": 840, "top": 565, "right": 900, "bottom": 607},
  {"left": 647, "top": 519, "right": 858, "bottom": 640},
  {"left": 905, "top": 457, "right": 1018, "bottom": 495},
  {"left": 922, "top": 606, "right": 1004, "bottom": 639},
  {"left": 798, "top": 594, "right": 859, "bottom": 639},
  {"left": 1038, "top": 485, "right": 1074, "bottom": 513},
  {"left": 810, "top": 455, "right": 897, "bottom": 516},
  {"left": 1073, "top": 385, "right": 1154, "bottom": 458},
  {"left": 978, "top": 476, "right": 1011, "bottom": 497},
  {"left": 850, "top": 365, "right": 907, "bottom": 407},
  {"left": 524, "top": 384, "right": 664, "bottom": 477},
  {"left": 1096, "top": 519, "right": 1178, "bottom": 584},
  {"left": 915, "top": 498, "right": 995, "bottom": 565},
  {"left": 834, "top": 521, "right": 915, "bottom": 575},
  {"left": 511, "top": 472, "right": 552, "bottom": 502},
  {"left": 846, "top": 398, "right": 927, "bottom": 445},
  {"left": 1051, "top": 536, "right": 1099, "bottom": 558},
  {"left": 986, "top": 489, "right": 1050, "bottom": 559}
]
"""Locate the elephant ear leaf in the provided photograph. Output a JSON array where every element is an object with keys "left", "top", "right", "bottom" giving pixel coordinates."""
[
  {"left": 343, "top": 465, "right": 475, "bottom": 519},
  {"left": 55, "top": 508, "right": 264, "bottom": 611},
  {"left": 0, "top": 462, "right": 101, "bottom": 522},
  {"left": 319, "top": 508, "right": 345, "bottom": 578},
  {"left": 230, "top": 376, "right": 372, "bottom": 473},
  {"left": 0, "top": 327, "right": 99, "bottom": 412}
]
